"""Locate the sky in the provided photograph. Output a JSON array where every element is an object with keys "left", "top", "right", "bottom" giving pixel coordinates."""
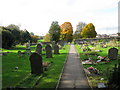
[{"left": 0, "top": 0, "right": 119, "bottom": 36}]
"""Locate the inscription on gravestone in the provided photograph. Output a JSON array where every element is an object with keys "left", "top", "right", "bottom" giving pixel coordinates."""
[
  {"left": 29, "top": 53, "right": 43, "bottom": 74},
  {"left": 45, "top": 44, "right": 52, "bottom": 58},
  {"left": 108, "top": 48, "right": 118, "bottom": 60},
  {"left": 36, "top": 44, "right": 42, "bottom": 55}
]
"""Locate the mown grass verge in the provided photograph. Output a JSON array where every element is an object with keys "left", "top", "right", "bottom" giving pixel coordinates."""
[{"left": 2, "top": 45, "right": 69, "bottom": 88}]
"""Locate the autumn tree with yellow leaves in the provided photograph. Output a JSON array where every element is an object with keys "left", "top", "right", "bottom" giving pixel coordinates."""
[
  {"left": 80, "top": 23, "right": 97, "bottom": 38},
  {"left": 43, "top": 33, "right": 51, "bottom": 42},
  {"left": 60, "top": 22, "right": 73, "bottom": 42}
]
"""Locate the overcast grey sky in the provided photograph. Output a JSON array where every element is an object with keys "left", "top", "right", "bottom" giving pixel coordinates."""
[{"left": 0, "top": 0, "right": 119, "bottom": 35}]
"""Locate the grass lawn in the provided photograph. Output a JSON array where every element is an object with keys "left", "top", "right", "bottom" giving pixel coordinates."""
[
  {"left": 75, "top": 44, "right": 119, "bottom": 88},
  {"left": 37, "top": 39, "right": 44, "bottom": 43},
  {"left": 2, "top": 44, "right": 69, "bottom": 88}
]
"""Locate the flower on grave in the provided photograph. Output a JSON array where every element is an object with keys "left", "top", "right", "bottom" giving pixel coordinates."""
[
  {"left": 101, "top": 78, "right": 104, "bottom": 80},
  {"left": 15, "top": 66, "right": 19, "bottom": 70},
  {"left": 87, "top": 66, "right": 94, "bottom": 70}
]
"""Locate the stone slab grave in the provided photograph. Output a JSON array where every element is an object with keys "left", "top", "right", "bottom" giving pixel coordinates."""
[
  {"left": 45, "top": 44, "right": 52, "bottom": 58},
  {"left": 29, "top": 52, "right": 43, "bottom": 74},
  {"left": 36, "top": 43, "right": 42, "bottom": 55},
  {"left": 108, "top": 47, "right": 118, "bottom": 60},
  {"left": 53, "top": 44, "right": 59, "bottom": 54},
  {"left": 98, "top": 83, "right": 106, "bottom": 88}
]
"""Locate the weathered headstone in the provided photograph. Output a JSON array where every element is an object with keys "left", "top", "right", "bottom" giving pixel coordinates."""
[
  {"left": 54, "top": 44, "right": 59, "bottom": 54},
  {"left": 26, "top": 40, "right": 31, "bottom": 55},
  {"left": 29, "top": 52, "right": 43, "bottom": 74},
  {"left": 36, "top": 44, "right": 42, "bottom": 55},
  {"left": 51, "top": 41, "right": 56, "bottom": 49},
  {"left": 108, "top": 48, "right": 118, "bottom": 60},
  {"left": 45, "top": 44, "right": 52, "bottom": 58}
]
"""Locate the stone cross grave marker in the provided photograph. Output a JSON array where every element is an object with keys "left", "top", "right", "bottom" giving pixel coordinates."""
[
  {"left": 29, "top": 52, "right": 43, "bottom": 74},
  {"left": 45, "top": 44, "right": 52, "bottom": 58},
  {"left": 108, "top": 48, "right": 118, "bottom": 60},
  {"left": 54, "top": 44, "right": 59, "bottom": 54},
  {"left": 36, "top": 43, "right": 42, "bottom": 55}
]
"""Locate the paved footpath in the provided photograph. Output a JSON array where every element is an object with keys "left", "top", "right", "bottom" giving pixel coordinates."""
[{"left": 58, "top": 44, "right": 90, "bottom": 89}]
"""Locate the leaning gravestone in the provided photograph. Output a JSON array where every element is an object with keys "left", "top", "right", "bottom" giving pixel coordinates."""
[
  {"left": 36, "top": 44, "right": 42, "bottom": 55},
  {"left": 108, "top": 48, "right": 118, "bottom": 60},
  {"left": 54, "top": 44, "right": 59, "bottom": 54},
  {"left": 45, "top": 44, "right": 52, "bottom": 58},
  {"left": 29, "top": 52, "right": 43, "bottom": 74}
]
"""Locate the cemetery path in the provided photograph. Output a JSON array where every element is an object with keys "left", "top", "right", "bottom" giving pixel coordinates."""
[{"left": 58, "top": 44, "right": 90, "bottom": 89}]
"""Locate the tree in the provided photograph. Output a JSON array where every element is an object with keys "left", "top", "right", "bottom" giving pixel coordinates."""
[
  {"left": 43, "top": 33, "right": 50, "bottom": 42},
  {"left": 6, "top": 24, "right": 20, "bottom": 30},
  {"left": 75, "top": 22, "right": 86, "bottom": 34},
  {"left": 80, "top": 23, "right": 97, "bottom": 38},
  {"left": 31, "top": 35, "right": 38, "bottom": 43},
  {"left": 2, "top": 29, "right": 15, "bottom": 48},
  {"left": 49, "top": 21, "right": 60, "bottom": 42},
  {"left": 20, "top": 29, "right": 31, "bottom": 44},
  {"left": 117, "top": 33, "right": 120, "bottom": 36},
  {"left": 6, "top": 24, "right": 21, "bottom": 44},
  {"left": 60, "top": 22, "right": 73, "bottom": 42},
  {"left": 73, "top": 22, "right": 86, "bottom": 39}
]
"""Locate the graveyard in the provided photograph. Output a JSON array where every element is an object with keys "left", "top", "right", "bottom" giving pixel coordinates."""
[
  {"left": 1, "top": 38, "right": 120, "bottom": 89},
  {"left": 1, "top": 0, "right": 120, "bottom": 89},
  {"left": 75, "top": 39, "right": 120, "bottom": 88},
  {"left": 2, "top": 43, "right": 70, "bottom": 88}
]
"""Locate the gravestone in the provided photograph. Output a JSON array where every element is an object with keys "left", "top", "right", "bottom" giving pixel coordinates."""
[
  {"left": 51, "top": 41, "right": 56, "bottom": 49},
  {"left": 26, "top": 40, "right": 31, "bottom": 55},
  {"left": 36, "top": 44, "right": 42, "bottom": 55},
  {"left": 54, "top": 44, "right": 59, "bottom": 54},
  {"left": 108, "top": 48, "right": 118, "bottom": 60},
  {"left": 18, "top": 51, "right": 22, "bottom": 56},
  {"left": 29, "top": 52, "right": 43, "bottom": 74},
  {"left": 58, "top": 40, "right": 64, "bottom": 47},
  {"left": 45, "top": 44, "right": 52, "bottom": 58},
  {"left": 26, "top": 40, "right": 30, "bottom": 49}
]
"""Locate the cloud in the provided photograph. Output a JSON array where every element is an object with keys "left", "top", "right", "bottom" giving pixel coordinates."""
[{"left": 0, "top": 0, "right": 119, "bottom": 35}]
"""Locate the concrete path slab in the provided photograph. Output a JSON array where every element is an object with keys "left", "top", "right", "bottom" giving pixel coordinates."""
[{"left": 58, "top": 44, "right": 90, "bottom": 89}]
